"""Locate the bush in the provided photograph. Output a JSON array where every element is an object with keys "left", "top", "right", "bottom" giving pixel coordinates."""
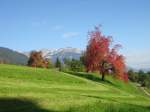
[
  {"left": 128, "top": 70, "right": 138, "bottom": 82},
  {"left": 64, "top": 58, "right": 84, "bottom": 72},
  {"left": 128, "top": 69, "right": 150, "bottom": 88}
]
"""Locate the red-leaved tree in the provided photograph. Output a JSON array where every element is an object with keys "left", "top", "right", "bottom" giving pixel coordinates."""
[
  {"left": 108, "top": 45, "right": 127, "bottom": 81},
  {"left": 85, "top": 26, "right": 127, "bottom": 81},
  {"left": 28, "top": 51, "right": 49, "bottom": 68}
]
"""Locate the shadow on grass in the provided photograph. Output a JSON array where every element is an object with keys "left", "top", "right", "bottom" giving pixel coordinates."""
[
  {"left": 0, "top": 97, "right": 149, "bottom": 112},
  {"left": 65, "top": 71, "right": 115, "bottom": 86},
  {"left": 0, "top": 97, "right": 57, "bottom": 112}
]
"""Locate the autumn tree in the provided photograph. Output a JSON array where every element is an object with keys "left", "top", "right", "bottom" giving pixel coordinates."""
[
  {"left": 28, "top": 51, "right": 49, "bottom": 68},
  {"left": 107, "top": 46, "right": 128, "bottom": 81},
  {"left": 85, "top": 26, "right": 127, "bottom": 81}
]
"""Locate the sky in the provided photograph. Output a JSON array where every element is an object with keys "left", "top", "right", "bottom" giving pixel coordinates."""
[{"left": 0, "top": 0, "right": 150, "bottom": 69}]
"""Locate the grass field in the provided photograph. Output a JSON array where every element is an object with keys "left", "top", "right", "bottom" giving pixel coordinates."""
[{"left": 0, "top": 64, "right": 150, "bottom": 112}]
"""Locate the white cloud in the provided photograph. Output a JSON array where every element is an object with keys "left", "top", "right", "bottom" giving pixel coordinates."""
[{"left": 62, "top": 32, "right": 79, "bottom": 38}]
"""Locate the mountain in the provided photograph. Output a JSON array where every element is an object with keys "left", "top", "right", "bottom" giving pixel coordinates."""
[
  {"left": 0, "top": 47, "right": 28, "bottom": 65},
  {"left": 23, "top": 47, "right": 82, "bottom": 62},
  {"left": 49, "top": 48, "right": 82, "bottom": 63}
]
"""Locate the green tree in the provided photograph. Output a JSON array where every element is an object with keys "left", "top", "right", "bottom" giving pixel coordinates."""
[
  {"left": 147, "top": 71, "right": 150, "bottom": 75},
  {"left": 70, "top": 59, "right": 84, "bottom": 72},
  {"left": 128, "top": 69, "right": 138, "bottom": 82},
  {"left": 55, "top": 57, "right": 62, "bottom": 71},
  {"left": 138, "top": 70, "right": 147, "bottom": 86},
  {"left": 63, "top": 58, "right": 84, "bottom": 72},
  {"left": 144, "top": 78, "right": 150, "bottom": 88},
  {"left": 63, "top": 58, "right": 71, "bottom": 67},
  {"left": 80, "top": 53, "right": 86, "bottom": 67}
]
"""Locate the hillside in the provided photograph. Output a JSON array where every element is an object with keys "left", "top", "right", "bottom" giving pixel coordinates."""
[
  {"left": 0, "top": 64, "right": 150, "bottom": 112},
  {"left": 0, "top": 47, "right": 28, "bottom": 65}
]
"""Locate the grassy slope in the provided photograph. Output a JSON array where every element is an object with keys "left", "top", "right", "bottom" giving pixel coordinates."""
[{"left": 0, "top": 64, "right": 150, "bottom": 112}]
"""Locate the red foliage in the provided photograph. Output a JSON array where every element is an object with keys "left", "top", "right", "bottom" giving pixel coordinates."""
[
  {"left": 85, "top": 27, "right": 111, "bottom": 72},
  {"left": 85, "top": 26, "right": 128, "bottom": 81},
  {"left": 107, "top": 46, "right": 126, "bottom": 80},
  {"left": 123, "top": 72, "right": 128, "bottom": 82},
  {"left": 28, "top": 51, "right": 49, "bottom": 68}
]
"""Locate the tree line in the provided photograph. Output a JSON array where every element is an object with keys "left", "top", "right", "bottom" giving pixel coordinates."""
[{"left": 128, "top": 69, "right": 150, "bottom": 88}]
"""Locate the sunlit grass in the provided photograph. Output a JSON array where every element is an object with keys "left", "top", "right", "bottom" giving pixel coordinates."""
[{"left": 0, "top": 64, "right": 149, "bottom": 112}]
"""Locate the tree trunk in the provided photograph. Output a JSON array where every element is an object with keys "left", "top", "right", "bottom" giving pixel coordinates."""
[
  {"left": 86, "top": 69, "right": 89, "bottom": 73},
  {"left": 102, "top": 73, "right": 105, "bottom": 81}
]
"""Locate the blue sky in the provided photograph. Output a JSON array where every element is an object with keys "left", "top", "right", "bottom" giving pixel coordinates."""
[{"left": 0, "top": 0, "right": 150, "bottom": 68}]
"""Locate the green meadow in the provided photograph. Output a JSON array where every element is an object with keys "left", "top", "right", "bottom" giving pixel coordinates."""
[{"left": 0, "top": 64, "right": 150, "bottom": 112}]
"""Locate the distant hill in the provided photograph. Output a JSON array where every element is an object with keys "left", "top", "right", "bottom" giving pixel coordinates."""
[{"left": 0, "top": 47, "right": 28, "bottom": 65}]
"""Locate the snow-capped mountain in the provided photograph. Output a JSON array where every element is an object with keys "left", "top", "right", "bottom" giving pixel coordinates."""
[{"left": 23, "top": 47, "right": 82, "bottom": 62}]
